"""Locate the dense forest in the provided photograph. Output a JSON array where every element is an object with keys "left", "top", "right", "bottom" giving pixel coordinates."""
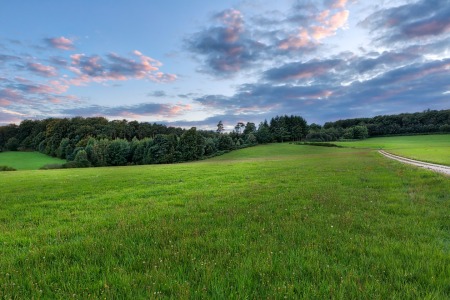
[
  {"left": 0, "top": 115, "right": 307, "bottom": 168},
  {"left": 0, "top": 109, "right": 448, "bottom": 167}
]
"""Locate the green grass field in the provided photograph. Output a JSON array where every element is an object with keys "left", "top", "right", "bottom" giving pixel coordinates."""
[
  {"left": 0, "top": 144, "right": 449, "bottom": 298},
  {"left": 334, "top": 134, "right": 450, "bottom": 166},
  {"left": 0, "top": 151, "right": 66, "bottom": 170}
]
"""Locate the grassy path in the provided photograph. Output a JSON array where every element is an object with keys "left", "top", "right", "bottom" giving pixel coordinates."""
[
  {"left": 379, "top": 150, "right": 450, "bottom": 176},
  {"left": 335, "top": 134, "right": 450, "bottom": 166}
]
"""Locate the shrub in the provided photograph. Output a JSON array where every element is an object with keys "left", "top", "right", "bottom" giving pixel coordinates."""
[
  {"left": 107, "top": 139, "right": 130, "bottom": 166},
  {"left": 245, "top": 133, "right": 257, "bottom": 145},
  {"left": 0, "top": 165, "right": 17, "bottom": 171},
  {"left": 297, "top": 142, "right": 343, "bottom": 148},
  {"left": 62, "top": 161, "right": 79, "bottom": 169},
  {"left": 218, "top": 134, "right": 234, "bottom": 150},
  {"left": 40, "top": 164, "right": 64, "bottom": 170},
  {"left": 74, "top": 149, "right": 91, "bottom": 168}
]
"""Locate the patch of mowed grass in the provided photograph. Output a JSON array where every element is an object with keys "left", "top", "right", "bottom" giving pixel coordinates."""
[
  {"left": 0, "top": 151, "right": 66, "bottom": 170},
  {"left": 0, "top": 144, "right": 449, "bottom": 298},
  {"left": 335, "top": 134, "right": 450, "bottom": 165}
]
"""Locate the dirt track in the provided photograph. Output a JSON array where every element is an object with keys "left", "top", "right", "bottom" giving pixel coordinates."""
[{"left": 378, "top": 150, "right": 450, "bottom": 176}]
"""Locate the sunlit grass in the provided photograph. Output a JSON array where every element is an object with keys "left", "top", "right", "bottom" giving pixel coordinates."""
[
  {"left": 335, "top": 134, "right": 450, "bottom": 165},
  {"left": 0, "top": 144, "right": 449, "bottom": 298},
  {"left": 0, "top": 151, "right": 66, "bottom": 170}
]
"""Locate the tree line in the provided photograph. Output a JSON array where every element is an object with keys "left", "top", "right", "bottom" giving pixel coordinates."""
[
  {"left": 305, "top": 109, "right": 450, "bottom": 142},
  {"left": 0, "top": 115, "right": 307, "bottom": 167},
  {"left": 0, "top": 110, "right": 448, "bottom": 167}
]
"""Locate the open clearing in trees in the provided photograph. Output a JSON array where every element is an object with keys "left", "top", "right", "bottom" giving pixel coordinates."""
[
  {"left": 0, "top": 151, "right": 66, "bottom": 170},
  {"left": 0, "top": 142, "right": 449, "bottom": 298}
]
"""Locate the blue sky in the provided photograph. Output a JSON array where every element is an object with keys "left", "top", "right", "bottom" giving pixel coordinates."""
[{"left": 0, "top": 0, "right": 449, "bottom": 129}]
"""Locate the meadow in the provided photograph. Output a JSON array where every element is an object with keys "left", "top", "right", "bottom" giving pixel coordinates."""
[
  {"left": 0, "top": 144, "right": 449, "bottom": 298},
  {"left": 334, "top": 134, "right": 450, "bottom": 165},
  {"left": 0, "top": 151, "right": 66, "bottom": 170}
]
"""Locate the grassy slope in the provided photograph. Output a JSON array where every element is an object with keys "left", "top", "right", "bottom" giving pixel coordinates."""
[
  {"left": 0, "top": 151, "right": 66, "bottom": 170},
  {"left": 334, "top": 134, "right": 450, "bottom": 166},
  {"left": 0, "top": 144, "right": 449, "bottom": 298}
]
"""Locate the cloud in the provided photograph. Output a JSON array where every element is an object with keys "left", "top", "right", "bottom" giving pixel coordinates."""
[
  {"left": 44, "top": 36, "right": 75, "bottom": 50},
  {"left": 11, "top": 81, "right": 68, "bottom": 95},
  {"left": 148, "top": 90, "right": 167, "bottom": 97},
  {"left": 0, "top": 88, "right": 22, "bottom": 106},
  {"left": 49, "top": 56, "right": 69, "bottom": 67},
  {"left": 187, "top": 9, "right": 265, "bottom": 77},
  {"left": 193, "top": 82, "right": 335, "bottom": 118},
  {"left": 187, "top": 1, "right": 354, "bottom": 76},
  {"left": 188, "top": 48, "right": 450, "bottom": 127},
  {"left": 0, "top": 110, "right": 25, "bottom": 125},
  {"left": 1, "top": 38, "right": 178, "bottom": 123},
  {"left": 354, "top": 51, "right": 421, "bottom": 73},
  {"left": 26, "top": 62, "right": 57, "bottom": 77},
  {"left": 278, "top": 0, "right": 350, "bottom": 52},
  {"left": 361, "top": 0, "right": 450, "bottom": 43},
  {"left": 264, "top": 59, "right": 343, "bottom": 82},
  {"left": 331, "top": 0, "right": 348, "bottom": 9},
  {"left": 0, "top": 54, "right": 21, "bottom": 64},
  {"left": 61, "top": 102, "right": 192, "bottom": 119},
  {"left": 362, "top": 58, "right": 450, "bottom": 87},
  {"left": 2, "top": 1, "right": 449, "bottom": 128},
  {"left": 177, "top": 93, "right": 197, "bottom": 99},
  {"left": 68, "top": 50, "right": 177, "bottom": 84},
  {"left": 278, "top": 29, "right": 316, "bottom": 51},
  {"left": 0, "top": 75, "right": 75, "bottom": 117},
  {"left": 311, "top": 9, "right": 349, "bottom": 40}
]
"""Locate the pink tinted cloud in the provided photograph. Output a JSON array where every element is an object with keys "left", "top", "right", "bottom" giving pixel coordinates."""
[
  {"left": 115, "top": 111, "right": 142, "bottom": 119},
  {"left": 332, "top": 0, "right": 348, "bottom": 9},
  {"left": 133, "top": 50, "right": 161, "bottom": 71},
  {"left": 68, "top": 51, "right": 176, "bottom": 85},
  {"left": 0, "top": 99, "right": 12, "bottom": 106},
  {"left": 217, "top": 9, "right": 244, "bottom": 43},
  {"left": 402, "top": 61, "right": 450, "bottom": 82},
  {"left": 0, "top": 88, "right": 23, "bottom": 105},
  {"left": 311, "top": 26, "right": 334, "bottom": 40},
  {"left": 48, "top": 80, "right": 70, "bottom": 94},
  {"left": 166, "top": 103, "right": 192, "bottom": 117},
  {"left": 312, "top": 10, "right": 349, "bottom": 40},
  {"left": 317, "top": 90, "right": 333, "bottom": 98},
  {"left": 151, "top": 72, "right": 178, "bottom": 83},
  {"left": 292, "top": 90, "right": 333, "bottom": 99},
  {"left": 0, "top": 88, "right": 24, "bottom": 106},
  {"left": 215, "top": 60, "right": 242, "bottom": 72},
  {"left": 328, "top": 10, "right": 349, "bottom": 29},
  {"left": 405, "top": 20, "right": 450, "bottom": 38},
  {"left": 288, "top": 66, "right": 331, "bottom": 80},
  {"left": 279, "top": 29, "right": 314, "bottom": 50},
  {"left": 27, "top": 62, "right": 57, "bottom": 77},
  {"left": 0, "top": 110, "right": 26, "bottom": 125},
  {"left": 46, "top": 36, "right": 75, "bottom": 50},
  {"left": 279, "top": 3, "right": 349, "bottom": 50},
  {"left": 23, "top": 84, "right": 56, "bottom": 94},
  {"left": 18, "top": 80, "right": 67, "bottom": 95},
  {"left": 316, "top": 10, "right": 330, "bottom": 23},
  {"left": 108, "top": 103, "right": 192, "bottom": 120}
]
